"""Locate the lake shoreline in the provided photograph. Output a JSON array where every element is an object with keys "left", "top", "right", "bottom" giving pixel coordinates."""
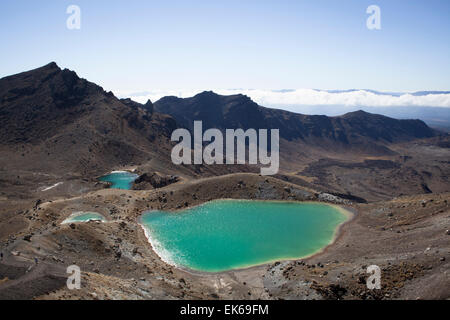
[
  {"left": 5, "top": 171, "right": 447, "bottom": 300},
  {"left": 138, "top": 199, "right": 355, "bottom": 275}
]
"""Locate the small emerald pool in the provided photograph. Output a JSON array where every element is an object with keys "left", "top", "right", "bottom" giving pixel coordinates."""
[
  {"left": 99, "top": 171, "right": 139, "bottom": 190},
  {"left": 140, "top": 200, "right": 350, "bottom": 272},
  {"left": 62, "top": 212, "right": 106, "bottom": 224}
]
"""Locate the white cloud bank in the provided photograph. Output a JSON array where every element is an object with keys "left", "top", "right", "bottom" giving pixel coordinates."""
[{"left": 118, "top": 89, "right": 450, "bottom": 108}]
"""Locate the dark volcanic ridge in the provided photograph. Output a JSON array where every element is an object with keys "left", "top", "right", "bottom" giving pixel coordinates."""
[
  {"left": 0, "top": 62, "right": 177, "bottom": 176},
  {"left": 154, "top": 91, "right": 439, "bottom": 149},
  {"left": 1, "top": 62, "right": 442, "bottom": 169},
  {"left": 0, "top": 63, "right": 449, "bottom": 301},
  {"left": 0, "top": 63, "right": 448, "bottom": 202}
]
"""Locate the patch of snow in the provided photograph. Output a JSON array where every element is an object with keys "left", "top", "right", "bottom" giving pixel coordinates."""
[{"left": 41, "top": 182, "right": 63, "bottom": 191}]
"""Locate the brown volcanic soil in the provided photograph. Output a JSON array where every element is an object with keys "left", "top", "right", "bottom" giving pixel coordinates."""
[
  {"left": 0, "top": 173, "right": 448, "bottom": 300},
  {"left": 0, "top": 64, "right": 449, "bottom": 300},
  {"left": 279, "top": 136, "right": 450, "bottom": 202}
]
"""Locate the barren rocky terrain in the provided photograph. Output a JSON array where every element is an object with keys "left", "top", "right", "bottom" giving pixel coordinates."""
[
  {"left": 0, "top": 173, "right": 448, "bottom": 300},
  {"left": 0, "top": 63, "right": 449, "bottom": 300}
]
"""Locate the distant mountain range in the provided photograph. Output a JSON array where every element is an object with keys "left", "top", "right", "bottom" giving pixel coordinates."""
[
  {"left": 320, "top": 89, "right": 450, "bottom": 96},
  {"left": 266, "top": 89, "right": 450, "bottom": 132},
  {"left": 0, "top": 62, "right": 176, "bottom": 175},
  {"left": 124, "top": 88, "right": 450, "bottom": 132},
  {"left": 265, "top": 104, "right": 450, "bottom": 132},
  {"left": 0, "top": 63, "right": 444, "bottom": 177},
  {"left": 154, "top": 91, "right": 438, "bottom": 145}
]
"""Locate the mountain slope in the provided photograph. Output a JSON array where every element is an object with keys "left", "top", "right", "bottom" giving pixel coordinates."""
[
  {"left": 0, "top": 62, "right": 176, "bottom": 176},
  {"left": 154, "top": 91, "right": 438, "bottom": 149}
]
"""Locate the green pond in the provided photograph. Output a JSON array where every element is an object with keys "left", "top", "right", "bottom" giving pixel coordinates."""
[
  {"left": 99, "top": 171, "right": 139, "bottom": 190},
  {"left": 62, "top": 212, "right": 106, "bottom": 224},
  {"left": 140, "top": 200, "right": 349, "bottom": 272}
]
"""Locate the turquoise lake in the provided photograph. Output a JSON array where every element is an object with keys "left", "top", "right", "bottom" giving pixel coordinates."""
[
  {"left": 140, "top": 200, "right": 349, "bottom": 272},
  {"left": 99, "top": 171, "right": 139, "bottom": 190},
  {"left": 62, "top": 212, "right": 106, "bottom": 224}
]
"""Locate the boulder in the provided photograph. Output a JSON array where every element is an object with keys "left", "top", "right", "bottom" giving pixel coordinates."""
[{"left": 133, "top": 172, "right": 179, "bottom": 190}]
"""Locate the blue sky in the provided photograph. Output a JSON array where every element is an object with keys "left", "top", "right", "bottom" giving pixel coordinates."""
[{"left": 1, "top": 0, "right": 449, "bottom": 94}]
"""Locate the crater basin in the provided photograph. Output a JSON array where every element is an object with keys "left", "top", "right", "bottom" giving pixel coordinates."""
[
  {"left": 140, "top": 200, "right": 350, "bottom": 272},
  {"left": 98, "top": 171, "right": 139, "bottom": 190}
]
